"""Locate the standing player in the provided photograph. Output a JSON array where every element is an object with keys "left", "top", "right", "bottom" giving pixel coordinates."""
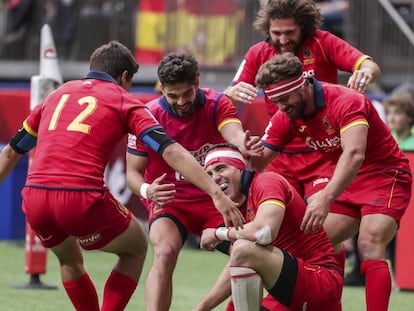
[
  {"left": 224, "top": 0, "right": 381, "bottom": 198},
  {"left": 253, "top": 53, "right": 411, "bottom": 311},
  {"left": 191, "top": 144, "right": 343, "bottom": 311},
  {"left": 224, "top": 2, "right": 381, "bottom": 303},
  {"left": 0, "top": 41, "right": 244, "bottom": 311},
  {"left": 126, "top": 53, "right": 263, "bottom": 311}
]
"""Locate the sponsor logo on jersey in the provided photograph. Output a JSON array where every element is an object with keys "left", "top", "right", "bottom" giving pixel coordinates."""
[
  {"left": 175, "top": 143, "right": 212, "bottom": 181},
  {"left": 305, "top": 135, "right": 341, "bottom": 152}
]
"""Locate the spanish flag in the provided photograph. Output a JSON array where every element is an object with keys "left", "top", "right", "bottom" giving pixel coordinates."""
[
  {"left": 135, "top": 0, "right": 241, "bottom": 66},
  {"left": 135, "top": 0, "right": 166, "bottom": 65}
]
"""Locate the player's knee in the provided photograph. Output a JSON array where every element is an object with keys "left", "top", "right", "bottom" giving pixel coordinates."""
[
  {"left": 357, "top": 236, "right": 387, "bottom": 260},
  {"left": 230, "top": 239, "right": 257, "bottom": 265}
]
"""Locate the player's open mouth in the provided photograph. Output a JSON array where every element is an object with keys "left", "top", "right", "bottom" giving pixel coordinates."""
[{"left": 219, "top": 182, "right": 228, "bottom": 191}]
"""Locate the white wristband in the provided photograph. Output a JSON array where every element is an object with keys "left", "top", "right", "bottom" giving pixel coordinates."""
[
  {"left": 215, "top": 227, "right": 230, "bottom": 241},
  {"left": 139, "top": 183, "right": 150, "bottom": 199}
]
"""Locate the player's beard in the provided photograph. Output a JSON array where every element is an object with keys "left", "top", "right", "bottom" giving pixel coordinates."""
[
  {"left": 286, "top": 96, "right": 307, "bottom": 121},
  {"left": 172, "top": 102, "right": 196, "bottom": 117},
  {"left": 272, "top": 38, "right": 303, "bottom": 54}
]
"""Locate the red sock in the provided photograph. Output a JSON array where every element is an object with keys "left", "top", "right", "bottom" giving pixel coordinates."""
[
  {"left": 62, "top": 273, "right": 99, "bottom": 311},
  {"left": 225, "top": 300, "right": 235, "bottom": 311},
  {"left": 360, "top": 260, "right": 391, "bottom": 311},
  {"left": 101, "top": 270, "right": 138, "bottom": 311},
  {"left": 332, "top": 245, "right": 345, "bottom": 311}
]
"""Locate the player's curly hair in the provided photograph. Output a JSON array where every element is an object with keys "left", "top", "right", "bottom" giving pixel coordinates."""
[
  {"left": 254, "top": 0, "right": 322, "bottom": 39},
  {"left": 158, "top": 53, "right": 200, "bottom": 86},
  {"left": 90, "top": 40, "right": 139, "bottom": 81},
  {"left": 255, "top": 53, "right": 303, "bottom": 88}
]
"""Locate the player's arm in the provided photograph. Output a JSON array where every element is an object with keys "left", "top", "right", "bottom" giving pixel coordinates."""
[
  {"left": 0, "top": 144, "right": 22, "bottom": 184},
  {"left": 220, "top": 122, "right": 263, "bottom": 159},
  {"left": 347, "top": 57, "right": 381, "bottom": 93},
  {"left": 190, "top": 262, "right": 232, "bottom": 311},
  {"left": 0, "top": 123, "right": 37, "bottom": 183},
  {"left": 201, "top": 201, "right": 285, "bottom": 250},
  {"left": 302, "top": 124, "right": 367, "bottom": 233},
  {"left": 359, "top": 58, "right": 381, "bottom": 82},
  {"left": 140, "top": 127, "right": 245, "bottom": 228},
  {"left": 248, "top": 146, "right": 279, "bottom": 171}
]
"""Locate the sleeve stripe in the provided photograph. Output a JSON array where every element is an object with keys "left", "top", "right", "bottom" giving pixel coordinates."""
[
  {"left": 258, "top": 199, "right": 286, "bottom": 209},
  {"left": 23, "top": 120, "right": 38, "bottom": 137},
  {"left": 353, "top": 55, "right": 372, "bottom": 72},
  {"left": 340, "top": 120, "right": 368, "bottom": 134},
  {"left": 218, "top": 118, "right": 241, "bottom": 131}
]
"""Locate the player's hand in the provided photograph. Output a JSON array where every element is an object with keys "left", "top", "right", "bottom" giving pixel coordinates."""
[
  {"left": 146, "top": 173, "right": 176, "bottom": 206},
  {"left": 224, "top": 82, "right": 258, "bottom": 107},
  {"left": 239, "top": 130, "right": 264, "bottom": 159},
  {"left": 346, "top": 70, "right": 373, "bottom": 94},
  {"left": 300, "top": 190, "right": 332, "bottom": 234},
  {"left": 212, "top": 191, "right": 244, "bottom": 229},
  {"left": 200, "top": 228, "right": 220, "bottom": 251}
]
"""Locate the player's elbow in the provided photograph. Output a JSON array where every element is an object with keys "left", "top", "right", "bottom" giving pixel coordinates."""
[{"left": 349, "top": 149, "right": 365, "bottom": 168}]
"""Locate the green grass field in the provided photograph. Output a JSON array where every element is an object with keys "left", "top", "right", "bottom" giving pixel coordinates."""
[{"left": 0, "top": 241, "right": 413, "bottom": 310}]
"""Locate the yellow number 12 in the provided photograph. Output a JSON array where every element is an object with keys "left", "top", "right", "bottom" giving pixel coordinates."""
[{"left": 48, "top": 94, "right": 97, "bottom": 134}]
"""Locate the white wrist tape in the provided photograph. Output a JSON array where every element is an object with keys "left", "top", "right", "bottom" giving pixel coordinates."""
[
  {"left": 215, "top": 227, "right": 230, "bottom": 241},
  {"left": 139, "top": 183, "right": 150, "bottom": 199}
]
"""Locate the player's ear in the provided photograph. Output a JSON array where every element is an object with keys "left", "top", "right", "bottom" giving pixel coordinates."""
[
  {"left": 117, "top": 70, "right": 132, "bottom": 91},
  {"left": 121, "top": 70, "right": 131, "bottom": 82}
]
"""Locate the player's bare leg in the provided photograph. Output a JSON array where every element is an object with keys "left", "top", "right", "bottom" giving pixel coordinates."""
[
  {"left": 146, "top": 217, "right": 183, "bottom": 311},
  {"left": 99, "top": 215, "right": 148, "bottom": 311},
  {"left": 52, "top": 237, "right": 100, "bottom": 311}
]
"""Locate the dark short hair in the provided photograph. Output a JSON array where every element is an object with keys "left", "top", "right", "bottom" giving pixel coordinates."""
[
  {"left": 157, "top": 53, "right": 199, "bottom": 86},
  {"left": 89, "top": 40, "right": 139, "bottom": 81}
]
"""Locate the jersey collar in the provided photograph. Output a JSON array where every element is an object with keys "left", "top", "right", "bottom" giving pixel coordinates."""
[
  {"left": 309, "top": 77, "right": 326, "bottom": 109},
  {"left": 84, "top": 71, "right": 118, "bottom": 84}
]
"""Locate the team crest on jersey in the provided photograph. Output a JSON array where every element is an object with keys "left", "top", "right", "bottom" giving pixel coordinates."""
[
  {"left": 302, "top": 48, "right": 314, "bottom": 65},
  {"left": 246, "top": 207, "right": 255, "bottom": 220},
  {"left": 322, "top": 116, "right": 335, "bottom": 135}
]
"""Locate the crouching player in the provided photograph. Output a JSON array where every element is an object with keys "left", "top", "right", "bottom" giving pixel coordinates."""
[{"left": 191, "top": 144, "right": 343, "bottom": 311}]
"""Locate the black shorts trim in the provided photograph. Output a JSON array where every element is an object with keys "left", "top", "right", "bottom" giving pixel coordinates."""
[
  {"left": 150, "top": 213, "right": 188, "bottom": 245},
  {"left": 267, "top": 250, "right": 298, "bottom": 307}
]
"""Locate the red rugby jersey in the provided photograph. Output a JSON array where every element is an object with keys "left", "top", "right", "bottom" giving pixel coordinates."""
[
  {"left": 246, "top": 171, "right": 340, "bottom": 269},
  {"left": 263, "top": 80, "right": 410, "bottom": 173},
  {"left": 24, "top": 72, "right": 161, "bottom": 189},
  {"left": 127, "top": 88, "right": 241, "bottom": 204}
]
